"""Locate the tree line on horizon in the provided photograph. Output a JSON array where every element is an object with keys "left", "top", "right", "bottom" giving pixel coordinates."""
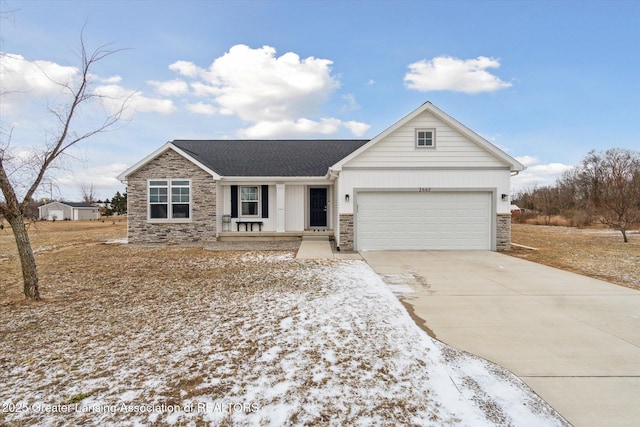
[{"left": 513, "top": 148, "right": 640, "bottom": 242}]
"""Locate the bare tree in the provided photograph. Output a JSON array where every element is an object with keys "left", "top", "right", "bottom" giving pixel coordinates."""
[
  {"left": 0, "top": 34, "right": 127, "bottom": 300},
  {"left": 515, "top": 186, "right": 537, "bottom": 212},
  {"left": 575, "top": 148, "right": 640, "bottom": 242},
  {"left": 79, "top": 182, "right": 96, "bottom": 204},
  {"left": 533, "top": 186, "right": 559, "bottom": 225}
]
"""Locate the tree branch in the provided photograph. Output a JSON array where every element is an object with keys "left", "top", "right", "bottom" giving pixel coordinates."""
[{"left": 18, "top": 33, "right": 129, "bottom": 211}]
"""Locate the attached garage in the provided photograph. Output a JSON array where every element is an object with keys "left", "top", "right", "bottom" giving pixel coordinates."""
[{"left": 356, "top": 191, "right": 493, "bottom": 251}]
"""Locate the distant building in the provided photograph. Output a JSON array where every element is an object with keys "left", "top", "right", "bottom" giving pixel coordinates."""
[{"left": 38, "top": 201, "right": 100, "bottom": 220}]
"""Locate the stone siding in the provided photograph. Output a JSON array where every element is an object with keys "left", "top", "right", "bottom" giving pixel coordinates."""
[
  {"left": 339, "top": 214, "right": 354, "bottom": 251},
  {"left": 127, "top": 149, "right": 216, "bottom": 245},
  {"left": 496, "top": 213, "right": 511, "bottom": 251}
]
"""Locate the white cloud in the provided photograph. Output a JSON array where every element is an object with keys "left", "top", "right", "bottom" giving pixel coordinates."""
[
  {"left": 168, "top": 60, "right": 202, "bottom": 78},
  {"left": 341, "top": 94, "right": 360, "bottom": 112},
  {"left": 511, "top": 156, "right": 573, "bottom": 191},
  {"left": 171, "top": 44, "right": 340, "bottom": 122},
  {"left": 186, "top": 102, "right": 217, "bottom": 115},
  {"left": 238, "top": 117, "right": 370, "bottom": 139},
  {"left": 165, "top": 44, "right": 370, "bottom": 138},
  {"left": 526, "top": 162, "right": 574, "bottom": 176},
  {"left": 94, "top": 84, "right": 176, "bottom": 117},
  {"left": 148, "top": 79, "right": 188, "bottom": 96},
  {"left": 210, "top": 45, "right": 339, "bottom": 122},
  {"left": 190, "top": 81, "right": 219, "bottom": 97},
  {"left": 0, "top": 52, "right": 78, "bottom": 113},
  {"left": 343, "top": 120, "right": 370, "bottom": 137},
  {"left": 0, "top": 53, "right": 77, "bottom": 95},
  {"left": 515, "top": 155, "right": 538, "bottom": 167},
  {"left": 89, "top": 74, "right": 123, "bottom": 84},
  {"left": 49, "top": 162, "right": 129, "bottom": 200},
  {"left": 0, "top": 52, "right": 175, "bottom": 120},
  {"left": 404, "top": 56, "right": 512, "bottom": 93},
  {"left": 238, "top": 118, "right": 345, "bottom": 139}
]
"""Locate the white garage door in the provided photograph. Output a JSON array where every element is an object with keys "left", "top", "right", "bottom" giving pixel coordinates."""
[{"left": 356, "top": 191, "right": 492, "bottom": 250}]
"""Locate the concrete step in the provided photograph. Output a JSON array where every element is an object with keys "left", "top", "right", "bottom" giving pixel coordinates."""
[
  {"left": 296, "top": 239, "right": 333, "bottom": 259},
  {"left": 302, "top": 235, "right": 330, "bottom": 241}
]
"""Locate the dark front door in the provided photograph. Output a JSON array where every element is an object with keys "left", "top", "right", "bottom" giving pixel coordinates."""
[{"left": 309, "top": 188, "right": 327, "bottom": 227}]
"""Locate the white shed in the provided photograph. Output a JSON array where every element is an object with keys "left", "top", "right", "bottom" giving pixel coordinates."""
[{"left": 38, "top": 201, "right": 100, "bottom": 221}]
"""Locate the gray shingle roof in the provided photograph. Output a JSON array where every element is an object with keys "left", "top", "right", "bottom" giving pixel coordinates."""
[
  {"left": 171, "top": 139, "right": 369, "bottom": 177},
  {"left": 59, "top": 202, "right": 96, "bottom": 208}
]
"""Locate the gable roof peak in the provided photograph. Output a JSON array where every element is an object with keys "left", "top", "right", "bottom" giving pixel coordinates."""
[{"left": 331, "top": 101, "right": 525, "bottom": 172}]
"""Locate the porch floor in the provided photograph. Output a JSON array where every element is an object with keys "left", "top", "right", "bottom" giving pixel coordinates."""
[{"left": 218, "top": 230, "right": 333, "bottom": 242}]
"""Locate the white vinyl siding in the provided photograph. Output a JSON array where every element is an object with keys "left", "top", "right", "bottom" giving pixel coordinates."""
[
  {"left": 356, "top": 191, "right": 492, "bottom": 250},
  {"left": 285, "top": 185, "right": 305, "bottom": 231},
  {"left": 338, "top": 169, "right": 511, "bottom": 215},
  {"left": 344, "top": 111, "right": 508, "bottom": 168},
  {"left": 220, "top": 183, "right": 308, "bottom": 232}
]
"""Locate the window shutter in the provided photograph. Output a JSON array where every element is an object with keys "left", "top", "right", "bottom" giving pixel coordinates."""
[
  {"left": 231, "top": 185, "right": 238, "bottom": 218},
  {"left": 261, "top": 185, "right": 269, "bottom": 218}
]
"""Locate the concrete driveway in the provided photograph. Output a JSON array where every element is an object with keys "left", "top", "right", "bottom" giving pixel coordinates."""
[{"left": 361, "top": 251, "right": 640, "bottom": 427}]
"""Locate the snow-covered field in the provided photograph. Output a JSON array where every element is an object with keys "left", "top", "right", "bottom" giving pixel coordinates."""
[{"left": 1, "top": 247, "right": 568, "bottom": 426}]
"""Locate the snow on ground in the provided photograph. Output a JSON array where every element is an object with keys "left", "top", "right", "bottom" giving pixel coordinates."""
[{"left": 0, "top": 249, "right": 568, "bottom": 426}]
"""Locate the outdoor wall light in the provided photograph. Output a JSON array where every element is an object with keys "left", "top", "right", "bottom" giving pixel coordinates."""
[
  {"left": 345, "top": 194, "right": 350, "bottom": 202},
  {"left": 501, "top": 193, "right": 509, "bottom": 201}
]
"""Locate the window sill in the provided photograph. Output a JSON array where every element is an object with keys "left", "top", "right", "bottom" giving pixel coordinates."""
[{"left": 146, "top": 219, "right": 192, "bottom": 224}]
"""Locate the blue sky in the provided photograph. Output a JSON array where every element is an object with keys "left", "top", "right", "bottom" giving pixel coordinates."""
[{"left": 1, "top": 0, "right": 639, "bottom": 201}]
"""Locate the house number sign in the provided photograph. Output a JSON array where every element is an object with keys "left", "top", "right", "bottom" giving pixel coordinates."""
[{"left": 418, "top": 187, "right": 432, "bottom": 192}]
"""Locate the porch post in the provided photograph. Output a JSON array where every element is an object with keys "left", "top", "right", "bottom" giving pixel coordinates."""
[{"left": 276, "top": 183, "right": 286, "bottom": 232}]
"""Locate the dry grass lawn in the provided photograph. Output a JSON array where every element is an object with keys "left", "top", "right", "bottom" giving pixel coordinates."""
[
  {"left": 0, "top": 218, "right": 127, "bottom": 266},
  {"left": 509, "top": 223, "right": 640, "bottom": 290},
  {"left": 0, "top": 220, "right": 568, "bottom": 426}
]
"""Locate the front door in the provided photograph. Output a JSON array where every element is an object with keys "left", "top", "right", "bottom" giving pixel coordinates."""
[{"left": 309, "top": 188, "right": 327, "bottom": 227}]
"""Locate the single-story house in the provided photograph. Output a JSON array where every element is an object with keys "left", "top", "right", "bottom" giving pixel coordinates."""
[
  {"left": 118, "top": 102, "right": 525, "bottom": 251},
  {"left": 38, "top": 201, "right": 100, "bottom": 221}
]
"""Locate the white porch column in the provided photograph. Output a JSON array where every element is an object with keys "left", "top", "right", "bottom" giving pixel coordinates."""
[{"left": 276, "top": 183, "right": 286, "bottom": 232}]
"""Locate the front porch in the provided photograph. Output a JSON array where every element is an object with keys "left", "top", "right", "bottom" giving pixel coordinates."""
[
  {"left": 217, "top": 229, "right": 334, "bottom": 242},
  {"left": 217, "top": 182, "right": 335, "bottom": 239}
]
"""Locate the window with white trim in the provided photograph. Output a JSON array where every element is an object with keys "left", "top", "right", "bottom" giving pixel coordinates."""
[
  {"left": 148, "top": 179, "right": 191, "bottom": 220},
  {"left": 240, "top": 186, "right": 259, "bottom": 216},
  {"left": 416, "top": 128, "right": 436, "bottom": 148}
]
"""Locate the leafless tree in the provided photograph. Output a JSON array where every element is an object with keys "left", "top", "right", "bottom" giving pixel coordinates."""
[
  {"left": 0, "top": 34, "right": 128, "bottom": 300},
  {"left": 515, "top": 185, "right": 537, "bottom": 212},
  {"left": 575, "top": 148, "right": 640, "bottom": 242},
  {"left": 532, "top": 185, "right": 559, "bottom": 225},
  {"left": 79, "top": 182, "right": 96, "bottom": 204}
]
